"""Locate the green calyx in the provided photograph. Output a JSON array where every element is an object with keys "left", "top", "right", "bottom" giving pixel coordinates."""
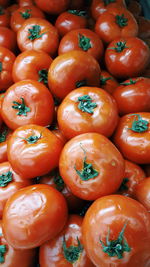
[
  {"left": 53, "top": 171, "right": 65, "bottom": 192},
  {"left": 62, "top": 236, "right": 83, "bottom": 264},
  {"left": 76, "top": 79, "right": 87, "bottom": 88},
  {"left": 100, "top": 223, "right": 131, "bottom": 259},
  {"left": 0, "top": 171, "right": 13, "bottom": 187},
  {"left": 20, "top": 9, "right": 31, "bottom": 19},
  {"left": 38, "top": 69, "right": 48, "bottom": 84},
  {"left": 28, "top": 25, "right": 45, "bottom": 40},
  {"left": 103, "top": 0, "right": 116, "bottom": 6},
  {"left": 67, "top": 9, "right": 87, "bottom": 17},
  {"left": 0, "top": 6, "right": 4, "bottom": 15},
  {"left": 12, "top": 97, "right": 31, "bottom": 116},
  {"left": 120, "top": 78, "right": 137, "bottom": 86},
  {"left": 119, "top": 178, "right": 129, "bottom": 191},
  {"left": 24, "top": 134, "right": 42, "bottom": 144},
  {"left": 0, "top": 245, "right": 6, "bottom": 263},
  {"left": 100, "top": 76, "right": 113, "bottom": 85},
  {"left": 129, "top": 114, "right": 149, "bottom": 133},
  {"left": 75, "top": 145, "right": 99, "bottom": 181},
  {"left": 78, "top": 34, "right": 92, "bottom": 51},
  {"left": 77, "top": 94, "right": 97, "bottom": 114},
  {"left": 0, "top": 62, "right": 2, "bottom": 72},
  {"left": 0, "top": 129, "right": 8, "bottom": 143},
  {"left": 108, "top": 41, "right": 128, "bottom": 52},
  {"left": 116, "top": 14, "right": 128, "bottom": 28}
]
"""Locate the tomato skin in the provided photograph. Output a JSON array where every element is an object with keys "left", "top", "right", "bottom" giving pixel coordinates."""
[
  {"left": 18, "top": 0, "right": 34, "bottom": 7},
  {"left": 118, "top": 159, "right": 146, "bottom": 198},
  {"left": 113, "top": 112, "right": 150, "bottom": 164},
  {"left": 10, "top": 6, "right": 45, "bottom": 32},
  {"left": 69, "top": 0, "right": 84, "bottom": 9},
  {"left": 12, "top": 50, "right": 52, "bottom": 84},
  {"left": 57, "top": 87, "right": 119, "bottom": 139},
  {"left": 0, "top": 0, "right": 9, "bottom": 8},
  {"left": 7, "top": 124, "right": 64, "bottom": 179},
  {"left": 1, "top": 80, "right": 54, "bottom": 130},
  {"left": 17, "top": 18, "right": 59, "bottom": 56},
  {"left": 58, "top": 28, "right": 104, "bottom": 61},
  {"left": 35, "top": 0, "right": 70, "bottom": 15},
  {"left": 82, "top": 194, "right": 150, "bottom": 267},
  {"left": 105, "top": 37, "right": 150, "bottom": 78},
  {"left": 135, "top": 178, "right": 150, "bottom": 212},
  {"left": 0, "top": 7, "right": 10, "bottom": 27},
  {"left": 59, "top": 133, "right": 125, "bottom": 201},
  {"left": 48, "top": 50, "right": 101, "bottom": 100},
  {"left": 137, "top": 16, "right": 150, "bottom": 40},
  {"left": 0, "top": 27, "right": 17, "bottom": 52},
  {"left": 51, "top": 128, "right": 67, "bottom": 145},
  {"left": 39, "top": 215, "right": 94, "bottom": 267},
  {"left": 6, "top": 4, "right": 19, "bottom": 15},
  {"left": 55, "top": 11, "right": 88, "bottom": 37},
  {"left": 113, "top": 77, "right": 150, "bottom": 115},
  {"left": 100, "top": 70, "right": 119, "bottom": 94},
  {"left": 2, "top": 184, "right": 68, "bottom": 249},
  {"left": 0, "top": 124, "right": 12, "bottom": 163}
]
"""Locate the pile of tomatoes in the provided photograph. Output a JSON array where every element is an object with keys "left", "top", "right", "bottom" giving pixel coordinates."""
[{"left": 0, "top": 0, "right": 150, "bottom": 266}]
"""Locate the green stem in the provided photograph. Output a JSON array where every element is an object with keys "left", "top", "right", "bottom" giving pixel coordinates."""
[
  {"left": 53, "top": 170, "right": 65, "bottom": 192},
  {"left": 0, "top": 62, "right": 2, "bottom": 72},
  {"left": 77, "top": 95, "right": 97, "bottom": 114},
  {"left": 128, "top": 114, "right": 149, "bottom": 133},
  {"left": 116, "top": 14, "right": 128, "bottom": 28},
  {"left": 38, "top": 69, "right": 48, "bottom": 84},
  {"left": 120, "top": 79, "right": 137, "bottom": 86},
  {"left": 20, "top": 9, "right": 31, "bottom": 19},
  {"left": 100, "top": 223, "right": 131, "bottom": 259},
  {"left": 108, "top": 41, "right": 128, "bottom": 52},
  {"left": 24, "top": 133, "right": 42, "bottom": 144},
  {"left": 28, "top": 25, "right": 46, "bottom": 40},
  {"left": 0, "top": 171, "right": 13, "bottom": 187},
  {"left": 0, "top": 129, "right": 8, "bottom": 143},
  {"left": 12, "top": 97, "right": 31, "bottom": 116},
  {"left": 100, "top": 76, "right": 113, "bottom": 85},
  {"left": 103, "top": 0, "right": 116, "bottom": 5},
  {"left": 78, "top": 34, "right": 92, "bottom": 51},
  {"left": 119, "top": 178, "right": 129, "bottom": 191},
  {"left": 67, "top": 9, "right": 87, "bottom": 17},
  {"left": 0, "top": 245, "right": 6, "bottom": 263},
  {"left": 62, "top": 236, "right": 83, "bottom": 264},
  {"left": 76, "top": 79, "right": 87, "bottom": 88}
]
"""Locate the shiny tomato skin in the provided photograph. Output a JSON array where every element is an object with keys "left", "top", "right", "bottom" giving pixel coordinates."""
[
  {"left": 35, "top": 0, "right": 70, "bottom": 15},
  {"left": 51, "top": 128, "right": 67, "bottom": 145},
  {"left": 105, "top": 37, "right": 150, "bottom": 78},
  {"left": 0, "top": 221, "right": 37, "bottom": 267},
  {"left": 18, "top": 0, "right": 34, "bottom": 7},
  {"left": 1, "top": 80, "right": 54, "bottom": 130},
  {"left": 0, "top": 27, "right": 17, "bottom": 52},
  {"left": 113, "top": 112, "right": 150, "bottom": 164},
  {"left": 12, "top": 50, "right": 52, "bottom": 84},
  {"left": 135, "top": 178, "right": 150, "bottom": 212},
  {"left": 7, "top": 124, "right": 64, "bottom": 179},
  {"left": 10, "top": 6, "right": 45, "bottom": 32},
  {"left": 58, "top": 28, "right": 104, "bottom": 61},
  {"left": 100, "top": 70, "right": 119, "bottom": 94},
  {"left": 0, "top": 124, "right": 12, "bottom": 163},
  {"left": 82, "top": 195, "right": 150, "bottom": 267},
  {"left": 2, "top": 184, "right": 68, "bottom": 249},
  {"left": 113, "top": 77, "right": 150, "bottom": 115},
  {"left": 0, "top": 46, "right": 16, "bottom": 91},
  {"left": 39, "top": 215, "right": 94, "bottom": 267},
  {"left": 59, "top": 133, "right": 125, "bottom": 201},
  {"left": 95, "top": 5, "right": 138, "bottom": 44},
  {"left": 0, "top": 6, "right": 10, "bottom": 27},
  {"left": 55, "top": 11, "right": 88, "bottom": 37},
  {"left": 48, "top": 50, "right": 101, "bottom": 100},
  {"left": 17, "top": 18, "right": 59, "bottom": 56},
  {"left": 57, "top": 87, "right": 119, "bottom": 139}
]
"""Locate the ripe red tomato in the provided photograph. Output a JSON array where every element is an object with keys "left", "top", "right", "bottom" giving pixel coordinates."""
[
  {"left": 2, "top": 184, "right": 68, "bottom": 249},
  {"left": 48, "top": 50, "right": 101, "bottom": 100},
  {"left": 95, "top": 5, "right": 138, "bottom": 44},
  {"left": 113, "top": 77, "right": 150, "bottom": 115},
  {"left": 6, "top": 4, "right": 19, "bottom": 15},
  {"left": 17, "top": 18, "right": 59, "bottom": 56},
  {"left": 51, "top": 128, "right": 67, "bottom": 145},
  {"left": 82, "top": 194, "right": 150, "bottom": 267},
  {"left": 135, "top": 178, "right": 150, "bottom": 211},
  {"left": 100, "top": 70, "right": 119, "bottom": 94},
  {"left": 0, "top": 6, "right": 10, "bottom": 27},
  {"left": 12, "top": 50, "right": 52, "bottom": 84},
  {"left": 105, "top": 37, "right": 150, "bottom": 78},
  {"left": 7, "top": 124, "right": 64, "bottom": 179},
  {"left": 0, "top": 27, "right": 17, "bottom": 51},
  {"left": 35, "top": 0, "right": 70, "bottom": 15},
  {"left": 57, "top": 87, "right": 119, "bottom": 139},
  {"left": 18, "top": 0, "right": 34, "bottom": 7},
  {"left": 39, "top": 215, "right": 94, "bottom": 267},
  {"left": 0, "top": 124, "right": 12, "bottom": 163},
  {"left": 1, "top": 80, "right": 54, "bottom": 130},
  {"left": 55, "top": 10, "right": 88, "bottom": 37},
  {"left": 59, "top": 133, "right": 125, "bottom": 200},
  {"left": 113, "top": 112, "right": 150, "bottom": 164}
]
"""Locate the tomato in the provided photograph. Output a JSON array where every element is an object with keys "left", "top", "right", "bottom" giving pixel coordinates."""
[
  {"left": 39, "top": 169, "right": 85, "bottom": 213},
  {"left": 58, "top": 28, "right": 104, "bottom": 61},
  {"left": 0, "top": 0, "right": 9, "bottom": 8},
  {"left": 0, "top": 27, "right": 17, "bottom": 52},
  {"left": 69, "top": 0, "right": 84, "bottom": 9},
  {"left": 0, "top": 221, "right": 36, "bottom": 267},
  {"left": 0, "top": 6, "right": 10, "bottom": 27},
  {"left": 18, "top": 0, "right": 34, "bottom": 7},
  {"left": 17, "top": 17, "right": 59, "bottom": 56},
  {"left": 137, "top": 16, "right": 150, "bottom": 40},
  {"left": 7, "top": 124, "right": 64, "bottom": 179},
  {"left": 6, "top": 4, "right": 19, "bottom": 15},
  {"left": 127, "top": 1, "right": 141, "bottom": 19},
  {"left": 91, "top": 0, "right": 126, "bottom": 20},
  {"left": 0, "top": 46, "right": 16, "bottom": 91},
  {"left": 135, "top": 178, "right": 150, "bottom": 212},
  {"left": 39, "top": 215, "right": 94, "bottom": 267},
  {"left": 12, "top": 50, "right": 52, "bottom": 84},
  {"left": 1, "top": 80, "right": 54, "bottom": 130},
  {"left": 2, "top": 184, "right": 68, "bottom": 249},
  {"left": 57, "top": 87, "right": 119, "bottom": 139},
  {"left": 82, "top": 194, "right": 150, "bottom": 267},
  {"left": 48, "top": 50, "right": 101, "bottom": 100},
  {"left": 55, "top": 10, "right": 88, "bottom": 37},
  {"left": 118, "top": 159, "right": 146, "bottom": 198},
  {"left": 95, "top": 5, "right": 138, "bottom": 44},
  {"left": 52, "top": 128, "right": 67, "bottom": 145},
  {"left": 0, "top": 124, "right": 12, "bottom": 163},
  {"left": 113, "top": 77, "right": 150, "bottom": 115},
  {"left": 100, "top": 70, "right": 119, "bottom": 94},
  {"left": 10, "top": 6, "right": 45, "bottom": 32},
  {"left": 113, "top": 112, "right": 150, "bottom": 164},
  {"left": 35, "top": 0, "right": 70, "bottom": 15},
  {"left": 0, "top": 161, "right": 32, "bottom": 218},
  {"left": 59, "top": 133, "right": 125, "bottom": 201},
  {"left": 105, "top": 37, "right": 150, "bottom": 78}
]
